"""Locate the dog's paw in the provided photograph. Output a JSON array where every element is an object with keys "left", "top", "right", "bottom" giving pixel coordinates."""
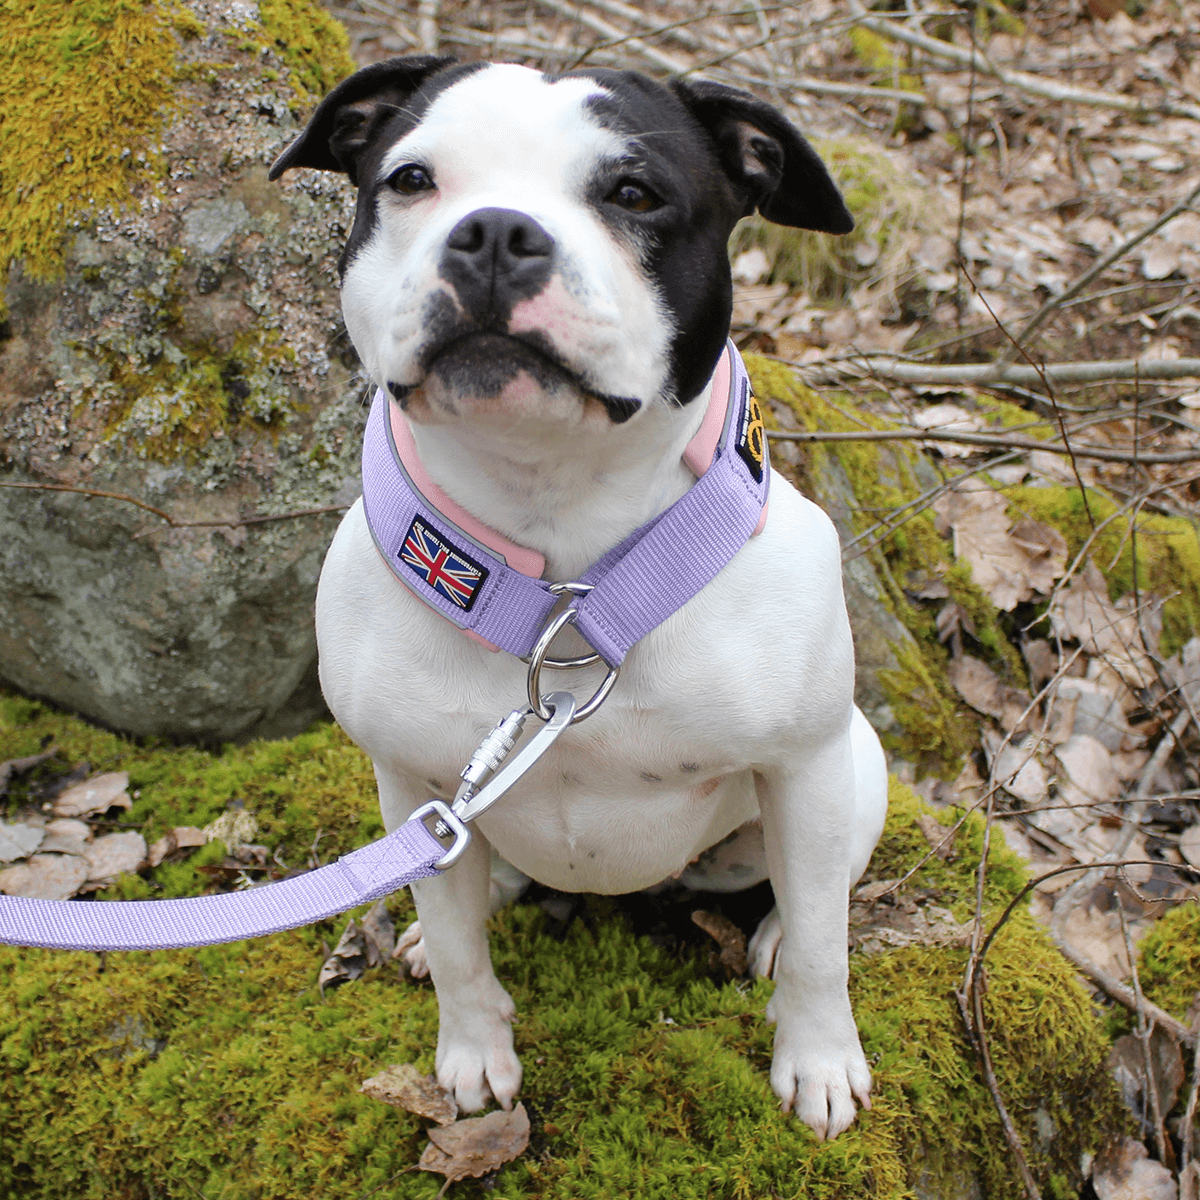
[
  {"left": 436, "top": 990, "right": 522, "bottom": 1112},
  {"left": 767, "top": 1013, "right": 872, "bottom": 1140},
  {"left": 392, "top": 919, "right": 429, "bottom": 978},
  {"left": 748, "top": 906, "right": 783, "bottom": 979}
]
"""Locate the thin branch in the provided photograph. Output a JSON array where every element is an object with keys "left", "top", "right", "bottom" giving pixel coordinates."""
[
  {"left": 1184, "top": 999, "right": 1200, "bottom": 1169},
  {"left": 767, "top": 425, "right": 1200, "bottom": 465},
  {"left": 0, "top": 479, "right": 347, "bottom": 533},
  {"left": 806, "top": 355, "right": 1200, "bottom": 387},
  {"left": 999, "top": 175, "right": 1200, "bottom": 365},
  {"left": 852, "top": 9, "right": 1200, "bottom": 121},
  {"left": 532, "top": 0, "right": 689, "bottom": 73}
]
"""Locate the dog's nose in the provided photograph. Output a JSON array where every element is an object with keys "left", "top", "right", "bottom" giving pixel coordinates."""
[{"left": 440, "top": 208, "right": 554, "bottom": 318}]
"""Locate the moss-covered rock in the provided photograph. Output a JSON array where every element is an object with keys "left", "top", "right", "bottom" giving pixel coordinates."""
[
  {"left": 0, "top": 1, "right": 362, "bottom": 741},
  {"left": 0, "top": 691, "right": 1126, "bottom": 1198}
]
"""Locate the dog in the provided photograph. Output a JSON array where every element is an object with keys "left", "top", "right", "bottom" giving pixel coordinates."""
[{"left": 269, "top": 55, "right": 889, "bottom": 1141}]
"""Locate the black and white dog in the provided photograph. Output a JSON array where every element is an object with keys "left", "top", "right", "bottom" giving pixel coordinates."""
[{"left": 271, "top": 56, "right": 888, "bottom": 1140}]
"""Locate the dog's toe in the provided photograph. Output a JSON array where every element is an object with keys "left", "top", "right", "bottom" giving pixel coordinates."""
[
  {"left": 436, "top": 1016, "right": 523, "bottom": 1113},
  {"left": 748, "top": 906, "right": 783, "bottom": 978},
  {"left": 392, "top": 919, "right": 430, "bottom": 978}
]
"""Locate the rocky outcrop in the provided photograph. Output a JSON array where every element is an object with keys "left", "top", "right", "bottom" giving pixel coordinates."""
[{"left": 0, "top": 1, "right": 363, "bottom": 741}]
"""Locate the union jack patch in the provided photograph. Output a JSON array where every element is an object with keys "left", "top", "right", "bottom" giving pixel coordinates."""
[
  {"left": 735, "top": 389, "right": 766, "bottom": 484},
  {"left": 399, "top": 516, "right": 489, "bottom": 611}
]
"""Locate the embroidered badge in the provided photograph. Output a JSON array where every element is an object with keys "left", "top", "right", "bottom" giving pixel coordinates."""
[
  {"left": 399, "top": 516, "right": 488, "bottom": 611},
  {"left": 735, "top": 389, "right": 765, "bottom": 483}
]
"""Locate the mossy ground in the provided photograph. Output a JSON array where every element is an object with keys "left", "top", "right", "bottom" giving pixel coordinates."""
[{"left": 1, "top": 691, "right": 1123, "bottom": 1198}]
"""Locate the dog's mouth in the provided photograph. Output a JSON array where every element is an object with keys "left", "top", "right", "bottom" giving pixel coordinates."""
[{"left": 393, "top": 321, "right": 641, "bottom": 424}]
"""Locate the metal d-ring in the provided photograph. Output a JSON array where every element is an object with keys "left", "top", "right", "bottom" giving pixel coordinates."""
[
  {"left": 526, "top": 608, "right": 618, "bottom": 723},
  {"left": 520, "top": 581, "right": 601, "bottom": 670}
]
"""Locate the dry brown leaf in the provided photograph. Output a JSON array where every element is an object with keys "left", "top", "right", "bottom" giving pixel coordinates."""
[
  {"left": 0, "top": 853, "right": 91, "bottom": 900},
  {"left": 1180, "top": 826, "right": 1200, "bottom": 870},
  {"left": 418, "top": 1103, "right": 530, "bottom": 1183},
  {"left": 319, "top": 918, "right": 367, "bottom": 994},
  {"left": 83, "top": 832, "right": 147, "bottom": 886},
  {"left": 982, "top": 730, "right": 1050, "bottom": 806},
  {"left": 946, "top": 655, "right": 1031, "bottom": 731},
  {"left": 147, "top": 825, "right": 206, "bottom": 868},
  {"left": 39, "top": 818, "right": 91, "bottom": 856},
  {"left": 933, "top": 482, "right": 1066, "bottom": 611},
  {"left": 1108, "top": 1026, "right": 1185, "bottom": 1126},
  {"left": 52, "top": 771, "right": 132, "bottom": 818},
  {"left": 691, "top": 909, "right": 748, "bottom": 976},
  {"left": 0, "top": 822, "right": 44, "bottom": 862},
  {"left": 1049, "top": 561, "right": 1157, "bottom": 687},
  {"left": 1056, "top": 734, "right": 1122, "bottom": 806},
  {"left": 915, "top": 813, "right": 955, "bottom": 860},
  {"left": 361, "top": 898, "right": 395, "bottom": 966},
  {"left": 361, "top": 1063, "right": 458, "bottom": 1125},
  {"left": 1092, "top": 1135, "right": 1177, "bottom": 1200},
  {"left": 851, "top": 900, "right": 972, "bottom": 955}
]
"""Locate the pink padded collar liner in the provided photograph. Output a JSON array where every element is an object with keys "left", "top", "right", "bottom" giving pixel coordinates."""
[{"left": 362, "top": 341, "right": 769, "bottom": 666}]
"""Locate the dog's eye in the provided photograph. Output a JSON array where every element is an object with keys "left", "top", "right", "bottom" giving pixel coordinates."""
[
  {"left": 607, "top": 180, "right": 660, "bottom": 213},
  {"left": 387, "top": 164, "right": 435, "bottom": 195}
]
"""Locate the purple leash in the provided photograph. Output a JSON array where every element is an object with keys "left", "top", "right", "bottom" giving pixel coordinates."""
[
  {"left": 0, "top": 345, "right": 768, "bottom": 954},
  {"left": 0, "top": 810, "right": 448, "bottom": 951}
]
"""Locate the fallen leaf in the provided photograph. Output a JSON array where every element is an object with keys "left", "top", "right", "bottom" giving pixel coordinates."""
[
  {"left": 691, "top": 909, "right": 748, "bottom": 976},
  {"left": 1056, "top": 734, "right": 1122, "bottom": 806},
  {"left": 982, "top": 730, "right": 1050, "bottom": 806},
  {"left": 912, "top": 403, "right": 985, "bottom": 458},
  {"left": 361, "top": 898, "right": 395, "bottom": 966},
  {"left": 1092, "top": 1136, "right": 1177, "bottom": 1200},
  {"left": 851, "top": 900, "right": 972, "bottom": 955},
  {"left": 1055, "top": 678, "right": 1134, "bottom": 751},
  {"left": 1108, "top": 1026, "right": 1184, "bottom": 1128},
  {"left": 915, "top": 813, "right": 955, "bottom": 860},
  {"left": 361, "top": 1063, "right": 458, "bottom": 1125},
  {"left": 0, "top": 822, "right": 44, "bottom": 862},
  {"left": 1181, "top": 826, "right": 1200, "bottom": 870},
  {"left": 1049, "top": 561, "right": 1157, "bottom": 687},
  {"left": 933, "top": 482, "right": 1066, "bottom": 611},
  {"left": 83, "top": 831, "right": 147, "bottom": 885},
  {"left": 0, "top": 853, "right": 91, "bottom": 900},
  {"left": 731, "top": 246, "right": 771, "bottom": 284},
  {"left": 1181, "top": 1161, "right": 1200, "bottom": 1200},
  {"left": 52, "top": 771, "right": 132, "bottom": 818},
  {"left": 418, "top": 1103, "right": 530, "bottom": 1183},
  {"left": 947, "top": 655, "right": 1031, "bottom": 731},
  {"left": 148, "top": 825, "right": 206, "bottom": 867},
  {"left": 318, "top": 917, "right": 366, "bottom": 993},
  {"left": 38, "top": 818, "right": 92, "bottom": 856}
]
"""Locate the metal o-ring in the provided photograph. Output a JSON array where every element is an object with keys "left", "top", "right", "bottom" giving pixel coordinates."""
[{"left": 526, "top": 609, "right": 619, "bottom": 724}]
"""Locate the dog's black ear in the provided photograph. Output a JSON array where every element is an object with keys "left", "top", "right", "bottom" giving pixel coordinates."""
[
  {"left": 268, "top": 55, "right": 456, "bottom": 186},
  {"left": 670, "top": 79, "right": 853, "bottom": 234}
]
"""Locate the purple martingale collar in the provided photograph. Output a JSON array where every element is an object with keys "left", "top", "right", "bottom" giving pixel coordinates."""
[{"left": 363, "top": 340, "right": 769, "bottom": 667}]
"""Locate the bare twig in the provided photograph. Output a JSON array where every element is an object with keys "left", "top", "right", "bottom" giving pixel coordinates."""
[
  {"left": 767, "top": 425, "right": 1200, "bottom": 465},
  {"left": 416, "top": 0, "right": 437, "bottom": 52},
  {"left": 1184, "top": 999, "right": 1200, "bottom": 1169},
  {"left": 0, "top": 478, "right": 348, "bottom": 534},
  {"left": 533, "top": 0, "right": 688, "bottom": 73},
  {"left": 1118, "top": 893, "right": 1173, "bottom": 1169},
  {"left": 852, "top": 10, "right": 1200, "bottom": 121},
  {"left": 999, "top": 175, "right": 1200, "bottom": 365},
  {"left": 806, "top": 355, "right": 1200, "bottom": 388}
]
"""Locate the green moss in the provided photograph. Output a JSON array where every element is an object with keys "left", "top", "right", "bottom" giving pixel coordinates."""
[
  {"left": 1135, "top": 902, "right": 1200, "bottom": 1024},
  {"left": 253, "top": 0, "right": 356, "bottom": 104},
  {"left": 0, "top": 0, "right": 353, "bottom": 308},
  {"left": 1009, "top": 485, "right": 1200, "bottom": 657},
  {"left": 0, "top": 697, "right": 1125, "bottom": 1198},
  {"left": 0, "top": 0, "right": 180, "bottom": 290},
  {"left": 747, "top": 355, "right": 977, "bottom": 774}
]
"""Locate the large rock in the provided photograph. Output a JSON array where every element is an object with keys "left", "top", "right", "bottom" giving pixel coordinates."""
[{"left": 0, "top": 1, "right": 362, "bottom": 741}]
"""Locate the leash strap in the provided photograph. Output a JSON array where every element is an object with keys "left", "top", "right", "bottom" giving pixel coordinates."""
[
  {"left": 362, "top": 343, "right": 768, "bottom": 666},
  {"left": 0, "top": 817, "right": 445, "bottom": 951}
]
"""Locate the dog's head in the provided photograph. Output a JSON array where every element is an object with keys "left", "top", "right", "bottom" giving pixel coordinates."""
[{"left": 271, "top": 58, "right": 851, "bottom": 429}]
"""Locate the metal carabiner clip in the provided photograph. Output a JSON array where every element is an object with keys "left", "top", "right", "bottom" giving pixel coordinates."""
[{"left": 415, "top": 691, "right": 578, "bottom": 870}]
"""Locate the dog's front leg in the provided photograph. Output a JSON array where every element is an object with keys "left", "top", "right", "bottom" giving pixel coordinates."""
[
  {"left": 375, "top": 765, "right": 523, "bottom": 1112},
  {"left": 756, "top": 732, "right": 871, "bottom": 1140}
]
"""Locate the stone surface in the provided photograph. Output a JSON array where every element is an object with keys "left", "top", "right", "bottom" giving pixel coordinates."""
[{"left": 0, "top": 2, "right": 362, "bottom": 741}]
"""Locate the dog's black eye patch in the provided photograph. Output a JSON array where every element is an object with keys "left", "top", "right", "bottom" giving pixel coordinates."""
[{"left": 387, "top": 163, "right": 436, "bottom": 195}]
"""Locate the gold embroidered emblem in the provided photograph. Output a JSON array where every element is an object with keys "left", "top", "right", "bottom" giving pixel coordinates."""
[{"left": 736, "top": 391, "right": 765, "bottom": 482}]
